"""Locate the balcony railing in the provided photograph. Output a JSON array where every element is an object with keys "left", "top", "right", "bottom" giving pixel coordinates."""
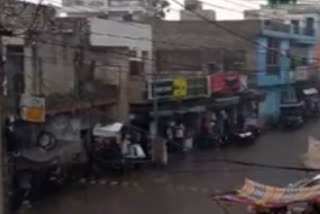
[
  {"left": 262, "top": 21, "right": 316, "bottom": 38},
  {"left": 263, "top": 21, "right": 291, "bottom": 33},
  {"left": 304, "top": 27, "right": 315, "bottom": 36}
]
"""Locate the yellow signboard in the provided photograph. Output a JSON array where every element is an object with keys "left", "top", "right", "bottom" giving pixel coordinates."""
[
  {"left": 173, "top": 78, "right": 187, "bottom": 98},
  {"left": 22, "top": 107, "right": 45, "bottom": 123},
  {"left": 20, "top": 95, "right": 46, "bottom": 123}
]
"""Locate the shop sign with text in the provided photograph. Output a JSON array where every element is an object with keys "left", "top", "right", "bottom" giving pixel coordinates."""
[
  {"left": 148, "top": 76, "right": 208, "bottom": 100},
  {"left": 209, "top": 72, "right": 241, "bottom": 94}
]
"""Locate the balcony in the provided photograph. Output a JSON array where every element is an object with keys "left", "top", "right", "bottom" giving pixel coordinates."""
[
  {"left": 263, "top": 21, "right": 291, "bottom": 33},
  {"left": 248, "top": 70, "right": 295, "bottom": 88},
  {"left": 261, "top": 21, "right": 317, "bottom": 44}
]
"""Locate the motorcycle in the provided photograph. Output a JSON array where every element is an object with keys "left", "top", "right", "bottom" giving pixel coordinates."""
[{"left": 226, "top": 125, "right": 260, "bottom": 145}]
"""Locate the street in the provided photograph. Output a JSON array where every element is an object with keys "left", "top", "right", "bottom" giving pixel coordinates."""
[{"left": 20, "top": 120, "right": 320, "bottom": 214}]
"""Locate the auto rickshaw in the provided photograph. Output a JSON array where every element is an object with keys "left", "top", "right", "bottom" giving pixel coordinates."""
[{"left": 91, "top": 123, "right": 146, "bottom": 171}]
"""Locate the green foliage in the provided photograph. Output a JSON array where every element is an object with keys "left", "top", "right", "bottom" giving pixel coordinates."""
[
  {"left": 268, "top": 0, "right": 298, "bottom": 6},
  {"left": 148, "top": 0, "right": 170, "bottom": 19}
]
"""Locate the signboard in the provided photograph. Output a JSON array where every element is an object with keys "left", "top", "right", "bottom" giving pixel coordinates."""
[
  {"left": 173, "top": 78, "right": 187, "bottom": 98},
  {"left": 209, "top": 72, "right": 241, "bottom": 94},
  {"left": 148, "top": 76, "right": 208, "bottom": 100},
  {"left": 20, "top": 94, "right": 45, "bottom": 123},
  {"left": 295, "top": 66, "right": 310, "bottom": 81}
]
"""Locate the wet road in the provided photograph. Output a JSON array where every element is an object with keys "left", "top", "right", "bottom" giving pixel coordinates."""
[{"left": 21, "top": 120, "right": 320, "bottom": 214}]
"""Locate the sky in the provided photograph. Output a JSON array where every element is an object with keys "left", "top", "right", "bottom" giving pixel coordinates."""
[{"left": 166, "top": 0, "right": 267, "bottom": 20}]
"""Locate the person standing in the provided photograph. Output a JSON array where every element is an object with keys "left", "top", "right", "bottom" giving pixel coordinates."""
[
  {"left": 121, "top": 134, "right": 131, "bottom": 158},
  {"left": 175, "top": 122, "right": 185, "bottom": 151}
]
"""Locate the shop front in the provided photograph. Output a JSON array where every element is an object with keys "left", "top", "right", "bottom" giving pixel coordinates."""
[
  {"left": 207, "top": 72, "right": 242, "bottom": 135},
  {"left": 130, "top": 74, "right": 209, "bottom": 153}
]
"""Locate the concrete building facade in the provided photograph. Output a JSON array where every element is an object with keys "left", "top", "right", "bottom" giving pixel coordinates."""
[
  {"left": 1, "top": 3, "right": 147, "bottom": 122},
  {"left": 152, "top": 19, "right": 317, "bottom": 122},
  {"left": 180, "top": 0, "right": 216, "bottom": 21}
]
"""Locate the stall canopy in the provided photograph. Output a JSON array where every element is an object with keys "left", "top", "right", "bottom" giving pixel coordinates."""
[
  {"left": 303, "top": 88, "right": 318, "bottom": 96},
  {"left": 93, "top": 122, "right": 123, "bottom": 138},
  {"left": 214, "top": 178, "right": 320, "bottom": 208}
]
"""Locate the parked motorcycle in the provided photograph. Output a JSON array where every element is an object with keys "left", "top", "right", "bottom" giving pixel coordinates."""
[
  {"left": 225, "top": 125, "right": 260, "bottom": 145},
  {"left": 229, "top": 128, "right": 255, "bottom": 144}
]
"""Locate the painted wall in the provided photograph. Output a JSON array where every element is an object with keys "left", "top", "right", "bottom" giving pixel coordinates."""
[
  {"left": 256, "top": 37, "right": 291, "bottom": 87},
  {"left": 89, "top": 18, "right": 153, "bottom": 74},
  {"left": 258, "top": 88, "right": 281, "bottom": 121},
  {"left": 256, "top": 37, "right": 292, "bottom": 121}
]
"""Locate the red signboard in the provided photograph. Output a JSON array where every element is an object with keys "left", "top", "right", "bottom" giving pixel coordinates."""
[{"left": 209, "top": 72, "right": 241, "bottom": 94}]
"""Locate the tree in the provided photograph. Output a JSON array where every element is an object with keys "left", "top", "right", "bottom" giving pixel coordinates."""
[
  {"left": 268, "top": 0, "right": 297, "bottom": 6},
  {"left": 147, "top": 0, "right": 170, "bottom": 19}
]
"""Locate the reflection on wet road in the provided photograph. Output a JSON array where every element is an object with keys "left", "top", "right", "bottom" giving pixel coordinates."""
[{"left": 22, "top": 120, "right": 320, "bottom": 214}]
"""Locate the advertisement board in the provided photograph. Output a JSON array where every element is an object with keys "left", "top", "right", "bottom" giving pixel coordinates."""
[
  {"left": 20, "top": 94, "right": 45, "bottom": 123},
  {"left": 209, "top": 72, "right": 241, "bottom": 94},
  {"left": 148, "top": 76, "right": 208, "bottom": 100}
]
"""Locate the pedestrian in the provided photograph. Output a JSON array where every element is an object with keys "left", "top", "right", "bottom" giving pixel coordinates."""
[
  {"left": 166, "top": 121, "right": 175, "bottom": 142},
  {"left": 152, "top": 137, "right": 168, "bottom": 166},
  {"left": 175, "top": 122, "right": 185, "bottom": 151},
  {"left": 121, "top": 134, "right": 131, "bottom": 158},
  {"left": 209, "top": 112, "right": 217, "bottom": 134}
]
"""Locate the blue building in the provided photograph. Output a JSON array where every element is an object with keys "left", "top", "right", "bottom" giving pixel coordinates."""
[{"left": 254, "top": 16, "right": 318, "bottom": 123}]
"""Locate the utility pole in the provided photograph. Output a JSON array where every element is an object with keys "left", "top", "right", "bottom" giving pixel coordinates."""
[
  {"left": 0, "top": 29, "right": 4, "bottom": 214},
  {"left": 0, "top": 3, "right": 12, "bottom": 213}
]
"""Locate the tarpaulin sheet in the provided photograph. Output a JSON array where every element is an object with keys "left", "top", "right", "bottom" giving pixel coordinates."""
[
  {"left": 219, "top": 179, "right": 320, "bottom": 207},
  {"left": 302, "top": 136, "right": 320, "bottom": 169}
]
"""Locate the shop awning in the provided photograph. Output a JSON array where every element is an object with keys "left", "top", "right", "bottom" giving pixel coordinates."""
[
  {"left": 303, "top": 88, "right": 318, "bottom": 96},
  {"left": 302, "top": 136, "right": 320, "bottom": 169},
  {"left": 93, "top": 122, "right": 123, "bottom": 137},
  {"left": 240, "top": 89, "right": 266, "bottom": 101},
  {"left": 208, "top": 96, "right": 240, "bottom": 109},
  {"left": 280, "top": 101, "right": 304, "bottom": 108},
  {"left": 150, "top": 105, "right": 206, "bottom": 117}
]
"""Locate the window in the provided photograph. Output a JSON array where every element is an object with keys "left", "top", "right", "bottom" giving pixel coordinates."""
[
  {"left": 266, "top": 38, "right": 280, "bottom": 74},
  {"left": 129, "top": 50, "right": 137, "bottom": 58},
  {"left": 123, "top": 13, "right": 133, "bottom": 21},
  {"left": 223, "top": 50, "right": 246, "bottom": 71},
  {"left": 207, "top": 62, "right": 218, "bottom": 73},
  {"left": 142, "top": 51, "right": 148, "bottom": 60},
  {"left": 74, "top": 0, "right": 84, "bottom": 6},
  {"left": 291, "top": 20, "right": 300, "bottom": 34},
  {"left": 130, "top": 59, "right": 144, "bottom": 76},
  {"left": 305, "top": 17, "right": 315, "bottom": 36}
]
